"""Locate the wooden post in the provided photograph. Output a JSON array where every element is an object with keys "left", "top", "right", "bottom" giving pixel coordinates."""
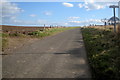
[{"left": 109, "top": 5, "right": 119, "bottom": 33}]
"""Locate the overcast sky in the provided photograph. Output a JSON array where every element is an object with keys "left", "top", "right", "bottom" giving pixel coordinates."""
[{"left": 1, "top": 0, "right": 119, "bottom": 26}]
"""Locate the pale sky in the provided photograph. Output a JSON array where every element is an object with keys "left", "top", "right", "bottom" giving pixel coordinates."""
[{"left": 1, "top": 0, "right": 119, "bottom": 26}]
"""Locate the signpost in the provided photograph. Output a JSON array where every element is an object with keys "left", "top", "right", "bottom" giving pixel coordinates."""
[
  {"left": 118, "top": 2, "right": 120, "bottom": 33},
  {"left": 118, "top": 1, "right": 120, "bottom": 19},
  {"left": 109, "top": 5, "right": 119, "bottom": 33}
]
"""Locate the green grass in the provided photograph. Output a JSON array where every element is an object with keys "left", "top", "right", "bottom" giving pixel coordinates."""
[
  {"left": 0, "top": 33, "right": 8, "bottom": 51},
  {"left": 28, "top": 27, "right": 77, "bottom": 37},
  {"left": 81, "top": 27, "right": 120, "bottom": 80},
  {"left": 2, "top": 38, "right": 8, "bottom": 51}
]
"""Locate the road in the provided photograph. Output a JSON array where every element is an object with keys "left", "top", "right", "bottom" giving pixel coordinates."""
[{"left": 2, "top": 28, "right": 91, "bottom": 78}]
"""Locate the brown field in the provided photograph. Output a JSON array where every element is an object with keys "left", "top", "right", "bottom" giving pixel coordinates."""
[{"left": 1, "top": 25, "right": 54, "bottom": 34}]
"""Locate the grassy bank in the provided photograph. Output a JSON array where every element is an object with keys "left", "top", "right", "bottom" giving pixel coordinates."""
[
  {"left": 2, "top": 27, "right": 78, "bottom": 51},
  {"left": 81, "top": 27, "right": 120, "bottom": 80}
]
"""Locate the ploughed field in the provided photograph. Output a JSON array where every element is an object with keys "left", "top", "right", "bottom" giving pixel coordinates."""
[{"left": 1, "top": 25, "right": 58, "bottom": 34}]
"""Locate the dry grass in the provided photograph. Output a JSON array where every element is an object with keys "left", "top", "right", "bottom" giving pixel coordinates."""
[
  {"left": 87, "top": 25, "right": 120, "bottom": 34},
  {"left": 117, "top": 24, "right": 120, "bottom": 34}
]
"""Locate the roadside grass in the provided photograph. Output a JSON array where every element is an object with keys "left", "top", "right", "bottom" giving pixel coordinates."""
[
  {"left": 9, "top": 33, "right": 27, "bottom": 37},
  {"left": 2, "top": 27, "right": 78, "bottom": 51},
  {"left": 81, "top": 27, "right": 120, "bottom": 80},
  {"left": 2, "top": 38, "right": 8, "bottom": 51},
  {"left": 28, "top": 27, "right": 77, "bottom": 37}
]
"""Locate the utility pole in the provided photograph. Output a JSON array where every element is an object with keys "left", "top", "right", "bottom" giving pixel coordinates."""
[{"left": 109, "top": 5, "right": 119, "bottom": 33}]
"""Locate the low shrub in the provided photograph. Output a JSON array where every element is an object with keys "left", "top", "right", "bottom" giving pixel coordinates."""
[{"left": 9, "top": 33, "right": 26, "bottom": 37}]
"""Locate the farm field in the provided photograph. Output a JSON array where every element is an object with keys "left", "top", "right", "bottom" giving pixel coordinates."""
[
  {"left": 1, "top": 25, "right": 78, "bottom": 53},
  {"left": 81, "top": 26, "right": 120, "bottom": 80}
]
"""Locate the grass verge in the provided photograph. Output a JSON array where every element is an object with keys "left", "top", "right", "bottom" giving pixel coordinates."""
[
  {"left": 81, "top": 27, "right": 120, "bottom": 80},
  {"left": 28, "top": 27, "right": 77, "bottom": 37}
]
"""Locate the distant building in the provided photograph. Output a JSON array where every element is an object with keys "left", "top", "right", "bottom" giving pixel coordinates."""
[{"left": 108, "top": 16, "right": 120, "bottom": 25}]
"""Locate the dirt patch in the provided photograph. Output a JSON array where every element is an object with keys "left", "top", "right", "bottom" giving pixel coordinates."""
[{"left": 3, "top": 37, "right": 39, "bottom": 54}]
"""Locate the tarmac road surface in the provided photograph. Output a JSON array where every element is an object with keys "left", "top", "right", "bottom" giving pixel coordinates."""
[{"left": 2, "top": 28, "right": 91, "bottom": 78}]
